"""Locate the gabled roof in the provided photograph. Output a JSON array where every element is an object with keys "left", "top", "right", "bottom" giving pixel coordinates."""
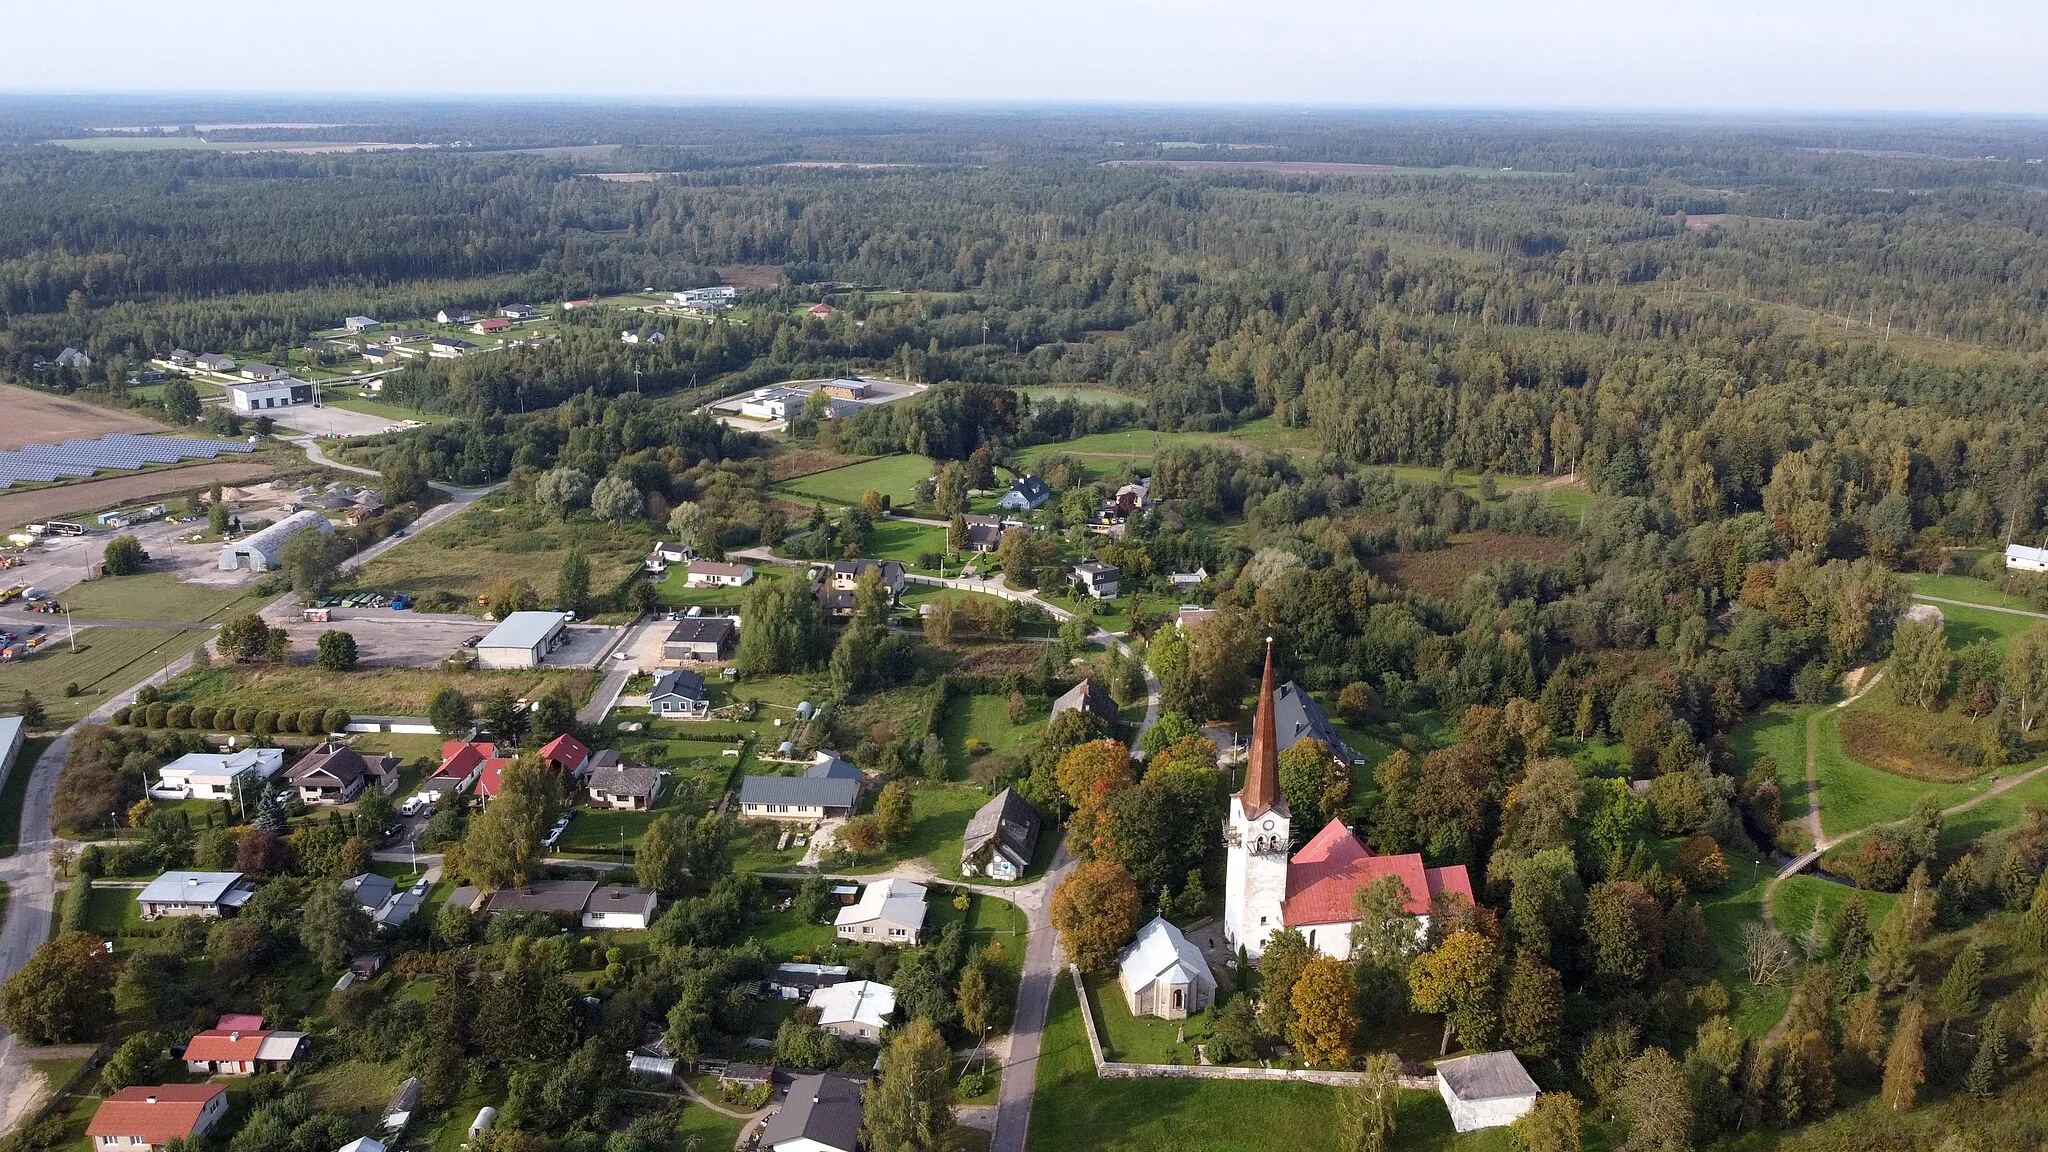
[
  {"left": 651, "top": 668, "right": 708, "bottom": 701},
  {"left": 1273, "top": 680, "right": 1355, "bottom": 762},
  {"left": 255, "top": 1032, "right": 307, "bottom": 1062},
  {"left": 589, "top": 765, "right": 663, "bottom": 799},
  {"left": 808, "top": 979, "right": 895, "bottom": 1030},
  {"left": 136, "top": 871, "right": 248, "bottom": 907},
  {"left": 740, "top": 768, "right": 858, "bottom": 810},
  {"left": 434, "top": 740, "right": 495, "bottom": 781},
  {"left": 539, "top": 733, "right": 590, "bottom": 773},
  {"left": 835, "top": 877, "right": 926, "bottom": 929},
  {"left": 344, "top": 872, "right": 397, "bottom": 911},
  {"left": 962, "top": 788, "right": 1041, "bottom": 869},
  {"left": 475, "top": 755, "right": 517, "bottom": 798},
  {"left": 760, "top": 1072, "right": 862, "bottom": 1152},
  {"left": 1281, "top": 818, "right": 1472, "bottom": 925},
  {"left": 1118, "top": 915, "right": 1212, "bottom": 991},
  {"left": 183, "top": 1029, "right": 267, "bottom": 1063},
  {"left": 286, "top": 742, "right": 375, "bottom": 789},
  {"left": 483, "top": 880, "right": 598, "bottom": 915},
  {"left": 1007, "top": 475, "right": 1051, "bottom": 502},
  {"left": 88, "top": 1085, "right": 225, "bottom": 1145},
  {"left": 1051, "top": 679, "right": 1118, "bottom": 727},
  {"left": 1436, "top": 1051, "right": 1541, "bottom": 1101}
]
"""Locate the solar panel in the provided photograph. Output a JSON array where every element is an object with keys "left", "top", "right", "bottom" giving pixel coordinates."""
[{"left": 0, "top": 434, "right": 256, "bottom": 487}]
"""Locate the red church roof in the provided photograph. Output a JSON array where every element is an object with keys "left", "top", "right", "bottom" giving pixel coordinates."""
[{"left": 1282, "top": 818, "right": 1472, "bottom": 927}]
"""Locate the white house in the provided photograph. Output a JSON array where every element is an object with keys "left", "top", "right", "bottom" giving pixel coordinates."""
[
  {"left": 684, "top": 560, "right": 755, "bottom": 587},
  {"left": 2007, "top": 543, "right": 2048, "bottom": 573},
  {"left": 88, "top": 1085, "right": 229, "bottom": 1152},
  {"left": 136, "top": 871, "right": 255, "bottom": 920},
  {"left": 834, "top": 877, "right": 927, "bottom": 946},
  {"left": 807, "top": 980, "right": 896, "bottom": 1042},
  {"left": 1117, "top": 915, "right": 1215, "bottom": 1020},
  {"left": 151, "top": 748, "right": 285, "bottom": 801},
  {"left": 582, "top": 884, "right": 658, "bottom": 930},
  {"left": 343, "top": 316, "right": 381, "bottom": 333},
  {"left": 1435, "top": 1051, "right": 1541, "bottom": 1133}
]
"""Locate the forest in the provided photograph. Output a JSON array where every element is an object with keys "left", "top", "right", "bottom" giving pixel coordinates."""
[{"left": 9, "top": 101, "right": 2048, "bottom": 1152}]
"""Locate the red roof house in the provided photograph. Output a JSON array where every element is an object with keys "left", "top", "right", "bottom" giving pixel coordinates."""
[
  {"left": 539, "top": 733, "right": 592, "bottom": 777},
  {"left": 471, "top": 317, "right": 512, "bottom": 334},
  {"left": 475, "top": 755, "right": 517, "bottom": 799},
  {"left": 182, "top": 1029, "right": 266, "bottom": 1074},
  {"left": 89, "top": 1084, "right": 229, "bottom": 1150},
  {"left": 807, "top": 303, "right": 835, "bottom": 317},
  {"left": 433, "top": 741, "right": 497, "bottom": 790}
]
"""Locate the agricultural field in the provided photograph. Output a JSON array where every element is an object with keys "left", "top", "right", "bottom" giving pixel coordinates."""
[
  {"left": 1371, "top": 533, "right": 1572, "bottom": 600},
  {"left": 0, "top": 384, "right": 165, "bottom": 447},
  {"left": 0, "top": 626, "right": 207, "bottom": 725},
  {"left": 775, "top": 454, "right": 937, "bottom": 507},
  {"left": 0, "top": 459, "right": 279, "bottom": 530},
  {"left": 1019, "top": 384, "right": 1143, "bottom": 407},
  {"left": 158, "top": 662, "right": 597, "bottom": 717},
  {"left": 344, "top": 494, "right": 650, "bottom": 613}
]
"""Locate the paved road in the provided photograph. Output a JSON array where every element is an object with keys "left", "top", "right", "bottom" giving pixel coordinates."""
[{"left": 576, "top": 618, "right": 659, "bottom": 726}]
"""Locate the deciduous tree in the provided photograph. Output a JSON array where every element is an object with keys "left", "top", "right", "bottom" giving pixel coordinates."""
[
  {"left": 1, "top": 932, "right": 114, "bottom": 1044},
  {"left": 863, "top": 1017, "right": 953, "bottom": 1152},
  {"left": 1409, "top": 929, "right": 1500, "bottom": 1054},
  {"left": 1050, "top": 858, "right": 1139, "bottom": 974},
  {"left": 1288, "top": 955, "right": 1358, "bottom": 1067}
]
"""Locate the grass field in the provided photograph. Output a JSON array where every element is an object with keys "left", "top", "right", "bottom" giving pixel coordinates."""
[
  {"left": 1937, "top": 601, "right": 2040, "bottom": 651},
  {"left": 942, "top": 691, "right": 1045, "bottom": 778},
  {"left": 1940, "top": 761, "right": 2048, "bottom": 847},
  {"left": 1813, "top": 711, "right": 1992, "bottom": 836},
  {"left": 843, "top": 782, "right": 993, "bottom": 878},
  {"left": 1912, "top": 573, "right": 2037, "bottom": 611},
  {"left": 1014, "top": 430, "right": 1188, "bottom": 473},
  {"left": 655, "top": 562, "right": 791, "bottom": 608},
  {"left": 1731, "top": 707, "right": 1817, "bottom": 828},
  {"left": 1028, "top": 977, "right": 1508, "bottom": 1152},
  {"left": 345, "top": 495, "right": 649, "bottom": 613},
  {"left": 866, "top": 520, "right": 950, "bottom": 565},
  {"left": 1020, "top": 385, "right": 1143, "bottom": 407},
  {"left": 160, "top": 662, "right": 597, "bottom": 716},
  {"left": 1698, "top": 852, "right": 1794, "bottom": 1037},
  {"left": 0, "top": 627, "right": 205, "bottom": 725},
  {"left": 61, "top": 571, "right": 263, "bottom": 623},
  {"left": 0, "top": 737, "right": 53, "bottom": 855},
  {"left": 776, "top": 455, "right": 937, "bottom": 506},
  {"left": 1770, "top": 875, "right": 1897, "bottom": 947}
]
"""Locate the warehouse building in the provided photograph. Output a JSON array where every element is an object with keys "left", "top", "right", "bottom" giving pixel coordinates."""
[
  {"left": 475, "top": 611, "right": 569, "bottom": 669},
  {"left": 219, "top": 510, "right": 333, "bottom": 573},
  {"left": 226, "top": 378, "right": 314, "bottom": 413}
]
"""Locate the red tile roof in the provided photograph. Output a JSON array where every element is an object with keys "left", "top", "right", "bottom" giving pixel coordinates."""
[
  {"left": 434, "top": 741, "right": 495, "bottom": 781},
  {"left": 539, "top": 734, "right": 591, "bottom": 773},
  {"left": 1281, "top": 818, "right": 1472, "bottom": 926},
  {"left": 183, "top": 1029, "right": 267, "bottom": 1063},
  {"left": 476, "top": 757, "right": 514, "bottom": 798},
  {"left": 88, "top": 1084, "right": 225, "bottom": 1146}
]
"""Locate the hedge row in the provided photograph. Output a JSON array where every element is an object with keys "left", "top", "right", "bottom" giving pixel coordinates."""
[
  {"left": 58, "top": 876, "right": 91, "bottom": 933},
  {"left": 111, "top": 702, "right": 351, "bottom": 737}
]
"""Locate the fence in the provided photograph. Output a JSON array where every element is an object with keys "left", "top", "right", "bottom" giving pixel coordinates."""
[{"left": 1067, "top": 966, "right": 1434, "bottom": 1089}]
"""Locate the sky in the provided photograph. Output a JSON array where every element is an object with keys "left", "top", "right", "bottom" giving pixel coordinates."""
[{"left": 9, "top": 0, "right": 2048, "bottom": 114}]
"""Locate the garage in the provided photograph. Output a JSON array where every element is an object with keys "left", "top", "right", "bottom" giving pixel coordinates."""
[{"left": 474, "top": 611, "right": 569, "bottom": 669}]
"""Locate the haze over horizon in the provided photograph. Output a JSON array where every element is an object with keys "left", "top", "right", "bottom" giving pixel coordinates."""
[{"left": 9, "top": 0, "right": 2048, "bottom": 116}]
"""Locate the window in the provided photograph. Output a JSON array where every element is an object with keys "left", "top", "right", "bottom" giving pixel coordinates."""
[
  {"left": 1172, "top": 989, "right": 1184, "bottom": 1010},
  {"left": 863, "top": 926, "right": 873, "bottom": 935},
  {"left": 890, "top": 927, "right": 906, "bottom": 937}
]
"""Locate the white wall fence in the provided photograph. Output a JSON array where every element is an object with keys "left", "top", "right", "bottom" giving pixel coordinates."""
[{"left": 1066, "top": 966, "right": 1433, "bottom": 1089}]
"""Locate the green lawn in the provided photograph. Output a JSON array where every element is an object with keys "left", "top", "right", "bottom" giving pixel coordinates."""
[
  {"left": 1014, "top": 430, "right": 1187, "bottom": 474},
  {"left": 1698, "top": 852, "right": 1793, "bottom": 1038},
  {"left": 675, "top": 1101, "right": 748, "bottom": 1150},
  {"left": 1019, "top": 385, "right": 1143, "bottom": 407},
  {"left": 1027, "top": 977, "right": 1502, "bottom": 1152},
  {"left": 776, "top": 455, "right": 937, "bottom": 506},
  {"left": 1813, "top": 710, "right": 1990, "bottom": 837},
  {"left": 0, "top": 737, "right": 52, "bottom": 855},
  {"left": 843, "top": 783, "right": 993, "bottom": 878},
  {"left": 942, "top": 692, "right": 1045, "bottom": 778},
  {"left": 1731, "top": 707, "right": 1815, "bottom": 827},
  {"left": 750, "top": 903, "right": 838, "bottom": 959},
  {"left": 80, "top": 882, "right": 144, "bottom": 941},
  {"left": 555, "top": 804, "right": 668, "bottom": 857},
  {"left": 1936, "top": 601, "right": 2040, "bottom": 652},
  {"left": 1086, "top": 973, "right": 1214, "bottom": 1064},
  {"left": 60, "top": 571, "right": 262, "bottom": 623},
  {"left": 0, "top": 627, "right": 208, "bottom": 725},
  {"left": 1940, "top": 760, "right": 2048, "bottom": 847},
  {"left": 866, "top": 520, "right": 950, "bottom": 564},
  {"left": 655, "top": 562, "right": 790, "bottom": 608},
  {"left": 1912, "top": 573, "right": 2037, "bottom": 611},
  {"left": 1770, "top": 875, "right": 1897, "bottom": 947}
]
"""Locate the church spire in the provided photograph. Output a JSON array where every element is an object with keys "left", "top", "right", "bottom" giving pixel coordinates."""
[{"left": 1239, "top": 637, "right": 1286, "bottom": 819}]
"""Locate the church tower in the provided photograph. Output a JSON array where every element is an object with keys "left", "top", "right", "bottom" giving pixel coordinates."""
[{"left": 1223, "top": 638, "right": 1291, "bottom": 960}]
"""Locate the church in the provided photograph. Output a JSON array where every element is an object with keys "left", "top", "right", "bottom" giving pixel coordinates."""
[{"left": 1224, "top": 641, "right": 1474, "bottom": 961}]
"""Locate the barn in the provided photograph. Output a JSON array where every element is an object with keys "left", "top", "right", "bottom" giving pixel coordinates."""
[{"left": 219, "top": 510, "right": 333, "bottom": 573}]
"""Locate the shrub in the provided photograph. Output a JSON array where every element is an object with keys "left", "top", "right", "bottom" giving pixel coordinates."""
[
  {"left": 191, "top": 706, "right": 216, "bottom": 731},
  {"left": 1677, "top": 835, "right": 1730, "bottom": 892},
  {"left": 111, "top": 707, "right": 132, "bottom": 726},
  {"left": 236, "top": 708, "right": 259, "bottom": 732},
  {"left": 62, "top": 682, "right": 80, "bottom": 698},
  {"left": 165, "top": 704, "right": 192, "bottom": 729},
  {"left": 143, "top": 703, "right": 169, "bottom": 728},
  {"left": 254, "top": 711, "right": 278, "bottom": 736},
  {"left": 298, "top": 708, "right": 327, "bottom": 736},
  {"left": 324, "top": 708, "right": 351, "bottom": 734}
]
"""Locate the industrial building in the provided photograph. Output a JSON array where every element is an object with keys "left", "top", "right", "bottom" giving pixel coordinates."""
[
  {"left": 218, "top": 510, "right": 333, "bottom": 573},
  {"left": 474, "top": 611, "right": 569, "bottom": 669},
  {"left": 226, "top": 378, "right": 314, "bottom": 413}
]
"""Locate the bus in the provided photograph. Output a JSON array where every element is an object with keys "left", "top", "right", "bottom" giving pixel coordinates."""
[{"left": 41, "top": 522, "right": 87, "bottom": 537}]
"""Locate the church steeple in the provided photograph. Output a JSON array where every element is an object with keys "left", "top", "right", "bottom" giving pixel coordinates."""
[{"left": 1238, "top": 638, "right": 1287, "bottom": 819}]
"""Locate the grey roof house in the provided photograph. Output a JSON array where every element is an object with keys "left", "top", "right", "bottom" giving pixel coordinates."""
[
  {"left": 738, "top": 753, "right": 860, "bottom": 821},
  {"left": 1435, "top": 1051, "right": 1541, "bottom": 1133},
  {"left": 960, "top": 788, "right": 1041, "bottom": 881},
  {"left": 1050, "top": 678, "right": 1119, "bottom": 729},
  {"left": 998, "top": 475, "right": 1052, "bottom": 511},
  {"left": 343, "top": 872, "right": 423, "bottom": 930},
  {"left": 834, "top": 877, "right": 927, "bottom": 946},
  {"left": 760, "top": 1072, "right": 863, "bottom": 1152},
  {"left": 663, "top": 617, "right": 737, "bottom": 662},
  {"left": 137, "top": 871, "right": 255, "bottom": 920},
  {"left": 648, "top": 668, "right": 710, "bottom": 718},
  {"left": 1273, "top": 680, "right": 1358, "bottom": 763},
  {"left": 588, "top": 765, "right": 664, "bottom": 810}
]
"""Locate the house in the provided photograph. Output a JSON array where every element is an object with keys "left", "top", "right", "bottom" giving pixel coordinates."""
[
  {"left": 620, "top": 327, "right": 666, "bottom": 345},
  {"left": 648, "top": 541, "right": 694, "bottom": 567},
  {"left": 383, "top": 1078, "right": 422, "bottom": 1134},
  {"left": 563, "top": 298, "right": 594, "bottom": 310},
  {"left": 998, "top": 475, "right": 1053, "bottom": 511},
  {"left": 435, "top": 309, "right": 474, "bottom": 324},
  {"left": 760, "top": 1072, "right": 863, "bottom": 1152},
  {"left": 1272, "top": 679, "right": 1358, "bottom": 763},
  {"left": 583, "top": 884, "right": 659, "bottom": 929},
  {"left": 1176, "top": 605, "right": 1218, "bottom": 630},
  {"left": 2008, "top": 544, "right": 2048, "bottom": 573},
  {"left": 238, "top": 362, "right": 286, "bottom": 382},
  {"left": 1435, "top": 1051, "right": 1541, "bottom": 1133},
  {"left": 150, "top": 747, "right": 285, "bottom": 801},
  {"left": 54, "top": 347, "right": 91, "bottom": 370},
  {"left": 88, "top": 1084, "right": 229, "bottom": 1151},
  {"left": 807, "top": 980, "right": 895, "bottom": 1042},
  {"left": 587, "top": 764, "right": 663, "bottom": 810},
  {"left": 663, "top": 617, "right": 738, "bottom": 662},
  {"left": 429, "top": 336, "right": 476, "bottom": 358},
  {"left": 196, "top": 352, "right": 236, "bottom": 373},
  {"left": 338, "top": 1139, "right": 389, "bottom": 1152},
  {"left": 1117, "top": 915, "right": 1216, "bottom": 1020},
  {"left": 343, "top": 873, "right": 424, "bottom": 930},
  {"left": 226, "top": 378, "right": 314, "bottom": 412},
  {"left": 167, "top": 349, "right": 197, "bottom": 367},
  {"left": 807, "top": 302, "right": 836, "bottom": 317},
  {"left": 475, "top": 610, "right": 569, "bottom": 669},
  {"left": 834, "top": 877, "right": 927, "bottom": 946},
  {"left": 362, "top": 346, "right": 406, "bottom": 365},
  {"left": 673, "top": 286, "right": 737, "bottom": 310},
  {"left": 648, "top": 668, "right": 712, "bottom": 718},
  {"left": 182, "top": 1027, "right": 306, "bottom": 1075},
  {"left": 739, "top": 753, "right": 860, "bottom": 821},
  {"left": 1071, "top": 561, "right": 1121, "bottom": 600},
  {"left": 768, "top": 962, "right": 850, "bottom": 1000},
  {"left": 811, "top": 559, "right": 906, "bottom": 615},
  {"left": 684, "top": 560, "right": 755, "bottom": 588},
  {"left": 960, "top": 788, "right": 1041, "bottom": 881},
  {"left": 735, "top": 385, "right": 810, "bottom": 420},
  {"left": 428, "top": 740, "right": 497, "bottom": 796},
  {"left": 1113, "top": 479, "right": 1151, "bottom": 512},
  {"left": 1050, "top": 678, "right": 1119, "bottom": 729},
  {"left": 344, "top": 316, "right": 381, "bottom": 332},
  {"left": 471, "top": 318, "right": 511, "bottom": 335},
  {"left": 500, "top": 304, "right": 538, "bottom": 321},
  {"left": 539, "top": 732, "right": 592, "bottom": 778},
  {"left": 286, "top": 742, "right": 400, "bottom": 804},
  {"left": 719, "top": 1063, "right": 774, "bottom": 1091},
  {"left": 391, "top": 327, "right": 429, "bottom": 341},
  {"left": 1168, "top": 567, "right": 1209, "bottom": 587},
  {"left": 962, "top": 514, "right": 1009, "bottom": 552},
  {"left": 135, "top": 871, "right": 254, "bottom": 920}
]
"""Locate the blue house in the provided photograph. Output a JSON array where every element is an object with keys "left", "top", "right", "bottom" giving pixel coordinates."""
[{"left": 998, "top": 475, "right": 1052, "bottom": 512}]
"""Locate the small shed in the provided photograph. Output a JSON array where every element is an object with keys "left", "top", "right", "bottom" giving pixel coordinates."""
[
  {"left": 467, "top": 1106, "right": 498, "bottom": 1139},
  {"left": 1434, "top": 1051, "right": 1540, "bottom": 1133}
]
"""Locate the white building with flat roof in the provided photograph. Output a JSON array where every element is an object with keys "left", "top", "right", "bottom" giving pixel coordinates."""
[
  {"left": 226, "top": 378, "right": 314, "bottom": 413},
  {"left": 151, "top": 747, "right": 285, "bottom": 800},
  {"left": 2008, "top": 543, "right": 2048, "bottom": 573},
  {"left": 475, "top": 611, "right": 569, "bottom": 669}
]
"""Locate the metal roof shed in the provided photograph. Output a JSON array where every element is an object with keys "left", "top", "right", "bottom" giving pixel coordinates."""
[{"left": 475, "top": 611, "right": 569, "bottom": 669}]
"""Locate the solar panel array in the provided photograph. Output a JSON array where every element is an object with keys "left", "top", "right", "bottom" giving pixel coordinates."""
[{"left": 0, "top": 434, "right": 255, "bottom": 489}]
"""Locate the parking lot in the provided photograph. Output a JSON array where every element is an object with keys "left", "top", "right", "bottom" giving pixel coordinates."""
[
  {"left": 274, "top": 609, "right": 483, "bottom": 668},
  {"left": 539, "top": 623, "right": 621, "bottom": 668},
  {"left": 272, "top": 403, "right": 414, "bottom": 438}
]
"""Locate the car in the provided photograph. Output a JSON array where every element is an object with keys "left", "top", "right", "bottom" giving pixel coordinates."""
[
  {"left": 463, "top": 635, "right": 483, "bottom": 648},
  {"left": 411, "top": 879, "right": 429, "bottom": 896}
]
